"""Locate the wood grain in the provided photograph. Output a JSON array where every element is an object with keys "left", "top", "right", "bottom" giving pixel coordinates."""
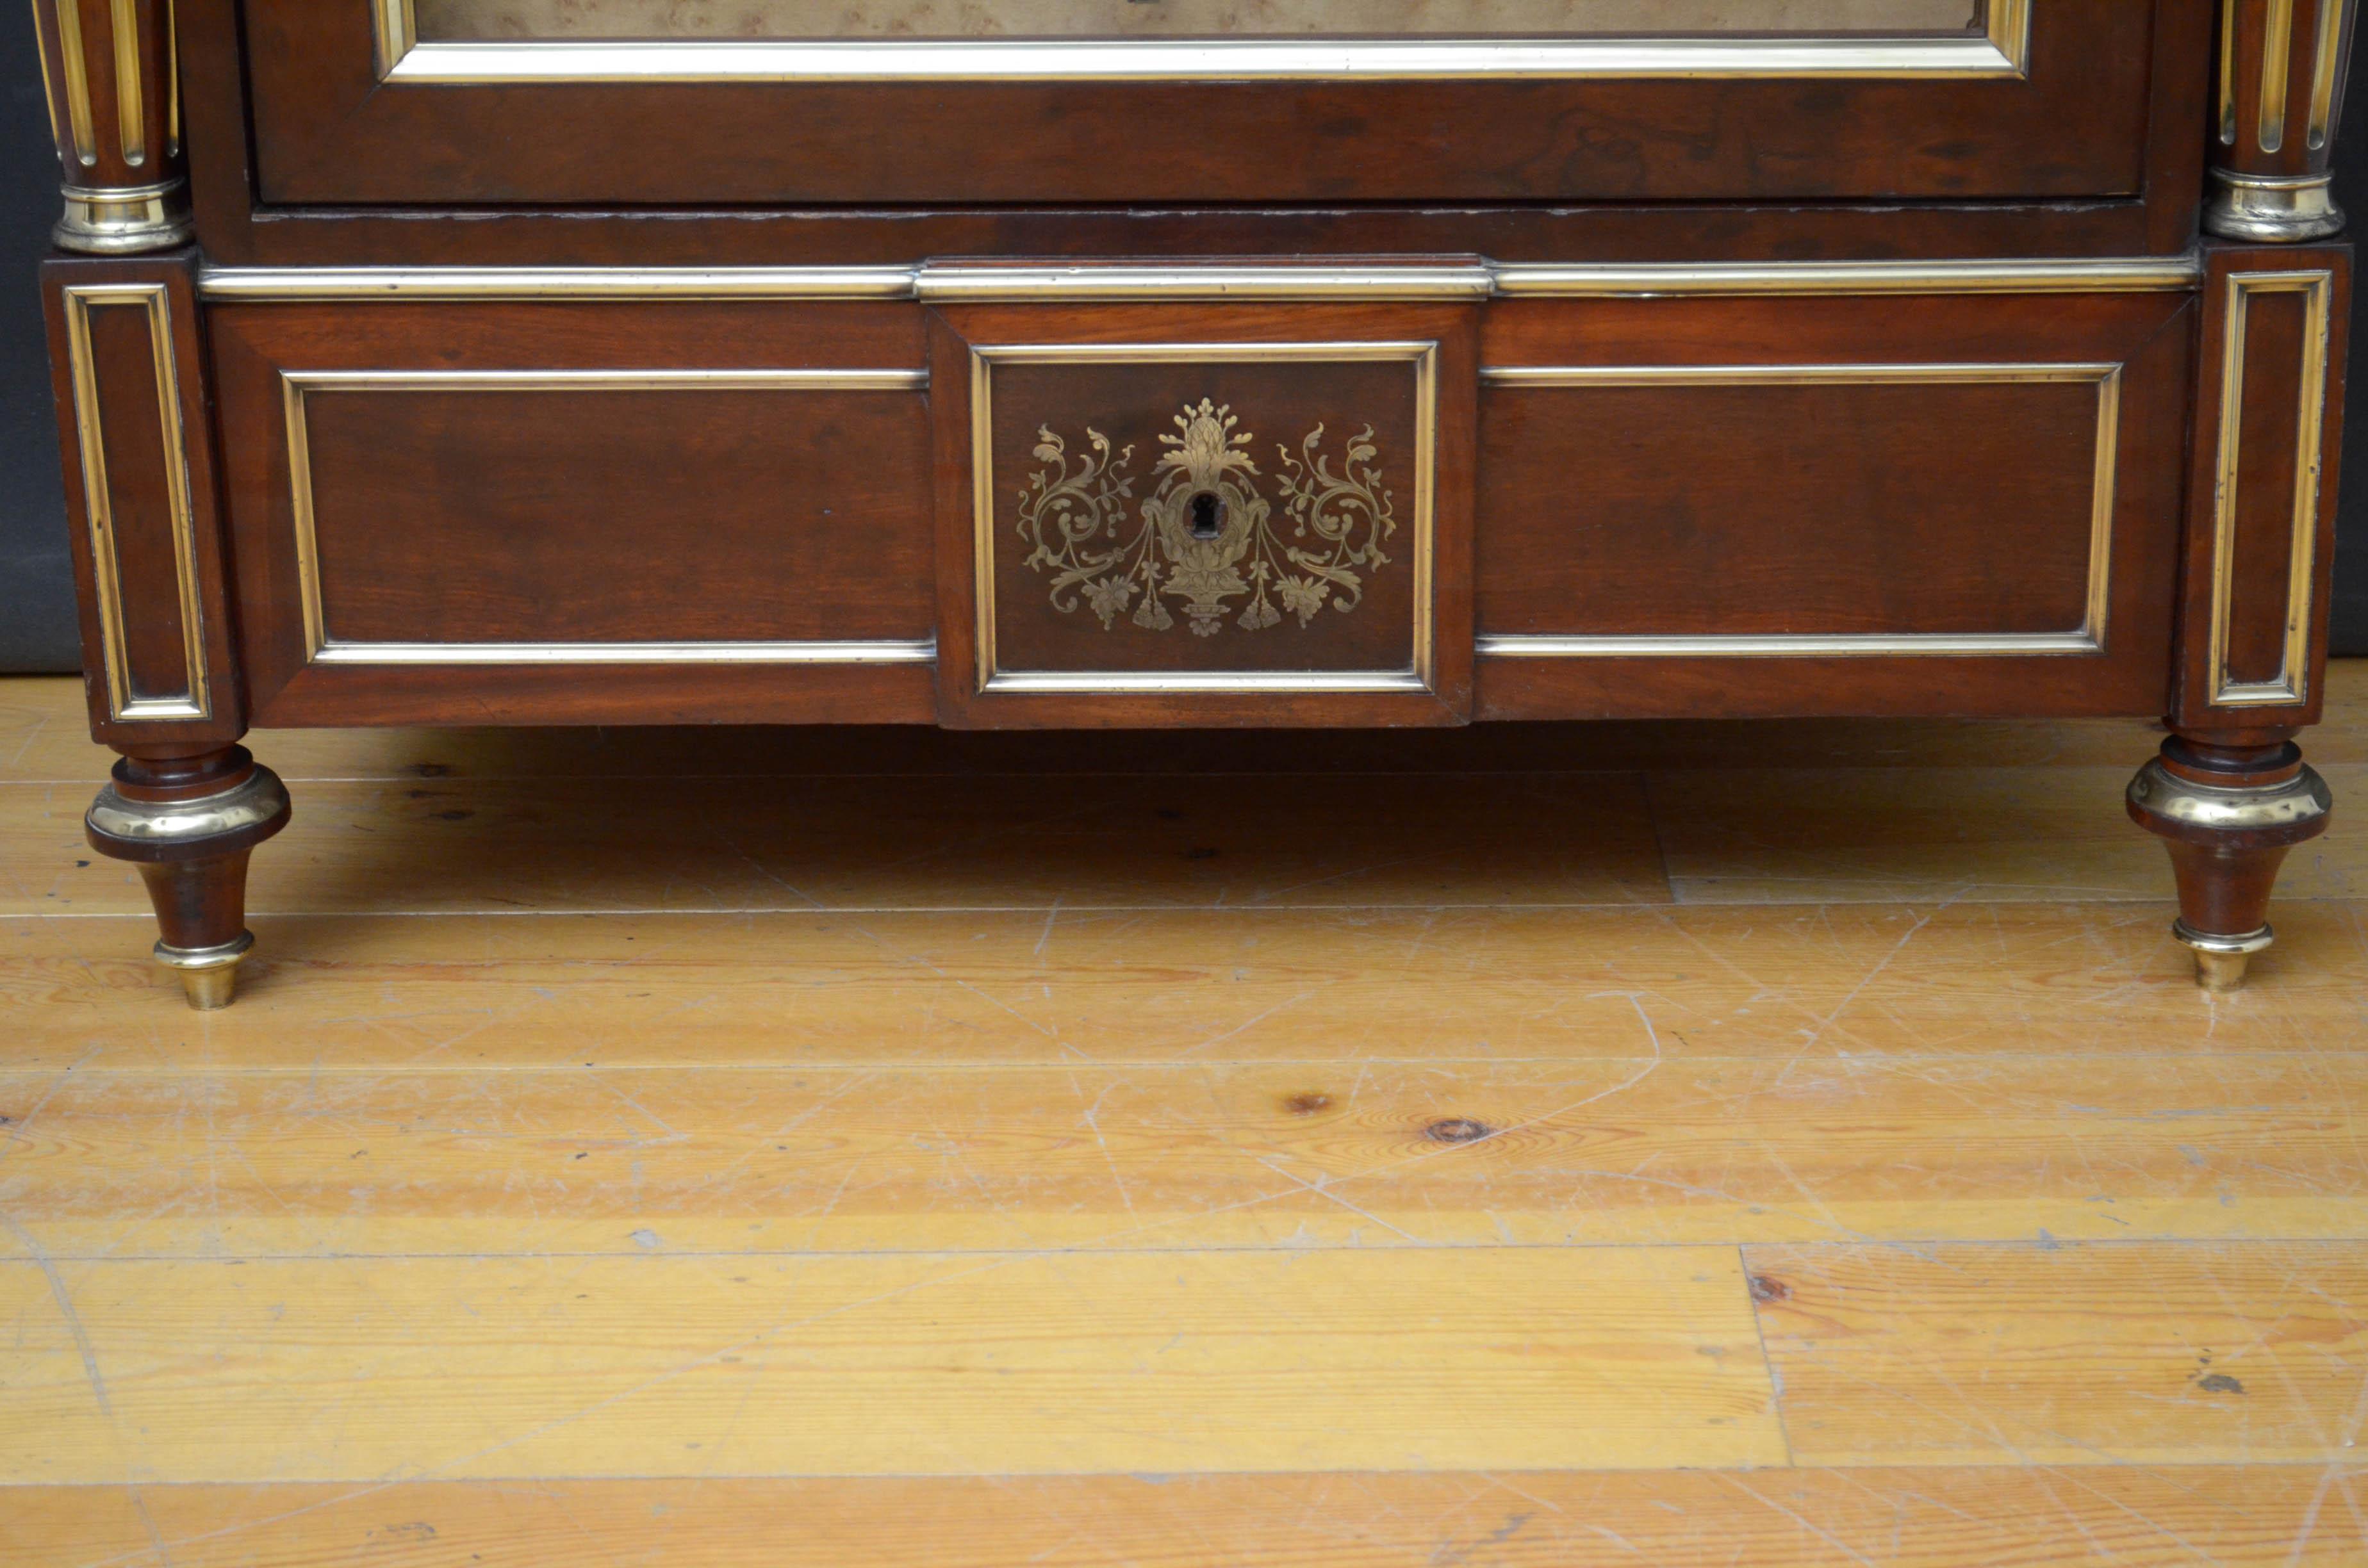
[
  {"left": 10, "top": 901, "right": 2366, "bottom": 1069},
  {"left": 4, "top": 668, "right": 2365, "bottom": 1562},
  {"left": 3, "top": 1052, "right": 2365, "bottom": 1260},
  {"left": 1752, "top": 1241, "right": 2368, "bottom": 1466},
  {"left": 0, "top": 1247, "right": 1781, "bottom": 1481},
  {"left": 1651, "top": 763, "right": 2368, "bottom": 904},
  {"left": 1, "top": 771, "right": 1672, "bottom": 917},
  {"left": 6, "top": 1467, "right": 2361, "bottom": 1568}
]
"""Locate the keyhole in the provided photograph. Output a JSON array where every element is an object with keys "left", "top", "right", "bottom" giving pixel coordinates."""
[{"left": 1188, "top": 491, "right": 1225, "bottom": 540}]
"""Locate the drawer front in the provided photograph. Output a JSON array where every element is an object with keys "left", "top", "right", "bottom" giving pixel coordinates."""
[
  {"left": 929, "top": 302, "right": 1479, "bottom": 728},
  {"left": 1475, "top": 288, "right": 2196, "bottom": 719},
  {"left": 208, "top": 300, "right": 940, "bottom": 726}
]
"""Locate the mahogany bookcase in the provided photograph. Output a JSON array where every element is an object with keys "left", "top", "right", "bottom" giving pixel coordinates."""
[{"left": 29, "top": 0, "right": 2352, "bottom": 1006}]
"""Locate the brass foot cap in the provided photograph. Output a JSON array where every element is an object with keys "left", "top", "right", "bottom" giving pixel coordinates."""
[
  {"left": 2173, "top": 921, "right": 2273, "bottom": 994},
  {"left": 154, "top": 932, "right": 255, "bottom": 1011}
]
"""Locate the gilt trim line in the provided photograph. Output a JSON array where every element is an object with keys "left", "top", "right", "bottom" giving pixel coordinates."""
[
  {"left": 199, "top": 254, "right": 2207, "bottom": 303},
  {"left": 373, "top": 0, "right": 2032, "bottom": 84}
]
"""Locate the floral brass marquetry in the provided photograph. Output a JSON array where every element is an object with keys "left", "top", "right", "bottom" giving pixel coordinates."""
[{"left": 1015, "top": 398, "right": 1397, "bottom": 638}]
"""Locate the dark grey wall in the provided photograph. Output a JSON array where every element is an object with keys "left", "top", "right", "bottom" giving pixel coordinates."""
[
  {"left": 2, "top": 9, "right": 76, "bottom": 671},
  {"left": 2331, "top": 99, "right": 2368, "bottom": 655},
  {"left": 1, "top": 23, "right": 2365, "bottom": 670}
]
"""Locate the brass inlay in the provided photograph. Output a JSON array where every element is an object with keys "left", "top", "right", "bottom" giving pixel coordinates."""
[
  {"left": 1492, "top": 256, "right": 2202, "bottom": 296},
  {"left": 50, "top": 0, "right": 98, "bottom": 165},
  {"left": 199, "top": 254, "right": 2206, "bottom": 304},
  {"left": 920, "top": 265, "right": 1497, "bottom": 302},
  {"left": 1477, "top": 361, "right": 2121, "bottom": 660},
  {"left": 2261, "top": 0, "right": 2296, "bottom": 152},
  {"left": 63, "top": 283, "right": 210, "bottom": 721},
  {"left": 1019, "top": 399, "right": 1397, "bottom": 639},
  {"left": 972, "top": 342, "right": 1438, "bottom": 697},
  {"left": 110, "top": 0, "right": 144, "bottom": 165},
  {"left": 166, "top": 0, "right": 179, "bottom": 156},
  {"left": 2308, "top": 0, "right": 2346, "bottom": 148},
  {"left": 202, "top": 265, "right": 920, "bottom": 300},
  {"left": 2206, "top": 268, "right": 2333, "bottom": 708},
  {"left": 376, "top": 0, "right": 2030, "bottom": 83},
  {"left": 281, "top": 367, "right": 931, "bottom": 668}
]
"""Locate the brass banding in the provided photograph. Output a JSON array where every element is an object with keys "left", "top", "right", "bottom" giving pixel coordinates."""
[
  {"left": 198, "top": 255, "right": 2206, "bottom": 304},
  {"left": 86, "top": 767, "right": 292, "bottom": 847},
  {"left": 374, "top": 0, "right": 2031, "bottom": 83},
  {"left": 2126, "top": 757, "right": 2334, "bottom": 835}
]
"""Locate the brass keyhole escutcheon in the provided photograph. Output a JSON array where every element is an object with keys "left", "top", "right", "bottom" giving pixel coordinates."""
[{"left": 1188, "top": 491, "right": 1226, "bottom": 540}]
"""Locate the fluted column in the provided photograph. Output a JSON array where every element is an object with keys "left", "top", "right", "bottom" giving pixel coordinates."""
[{"left": 28, "top": 0, "right": 193, "bottom": 252}]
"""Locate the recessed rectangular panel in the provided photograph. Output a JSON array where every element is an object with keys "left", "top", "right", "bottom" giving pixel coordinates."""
[
  {"left": 2204, "top": 268, "right": 2335, "bottom": 712},
  {"left": 58, "top": 285, "right": 210, "bottom": 723},
  {"left": 288, "top": 374, "right": 933, "bottom": 654},
  {"left": 1479, "top": 365, "right": 2114, "bottom": 649}
]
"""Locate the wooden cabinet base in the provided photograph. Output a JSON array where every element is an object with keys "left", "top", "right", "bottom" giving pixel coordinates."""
[{"left": 27, "top": 3, "right": 2360, "bottom": 1001}]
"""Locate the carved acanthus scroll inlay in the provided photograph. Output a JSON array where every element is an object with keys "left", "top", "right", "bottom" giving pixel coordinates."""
[{"left": 1017, "top": 399, "right": 1397, "bottom": 639}]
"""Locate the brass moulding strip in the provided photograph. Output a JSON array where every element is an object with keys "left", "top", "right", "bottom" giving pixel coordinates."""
[
  {"left": 918, "top": 265, "right": 1497, "bottom": 303},
  {"left": 1476, "top": 361, "right": 2122, "bottom": 661},
  {"left": 201, "top": 266, "right": 917, "bottom": 301},
  {"left": 969, "top": 341, "right": 1439, "bottom": 698},
  {"left": 1492, "top": 255, "right": 2203, "bottom": 297},
  {"left": 281, "top": 367, "right": 933, "bottom": 668},
  {"left": 63, "top": 282, "right": 210, "bottom": 721},
  {"left": 200, "top": 254, "right": 2206, "bottom": 304},
  {"left": 2206, "top": 269, "right": 2333, "bottom": 709},
  {"left": 311, "top": 640, "right": 935, "bottom": 666},
  {"left": 374, "top": 0, "right": 2028, "bottom": 83}
]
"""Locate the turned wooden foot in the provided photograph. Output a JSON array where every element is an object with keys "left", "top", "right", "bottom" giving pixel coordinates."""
[
  {"left": 2127, "top": 737, "right": 2333, "bottom": 992},
  {"left": 83, "top": 746, "right": 292, "bottom": 1009}
]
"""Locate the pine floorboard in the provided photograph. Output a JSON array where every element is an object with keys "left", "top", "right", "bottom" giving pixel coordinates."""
[{"left": 3, "top": 671, "right": 2365, "bottom": 1564}]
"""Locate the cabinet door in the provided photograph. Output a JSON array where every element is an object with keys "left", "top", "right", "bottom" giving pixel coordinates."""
[{"left": 239, "top": 2, "right": 2175, "bottom": 207}]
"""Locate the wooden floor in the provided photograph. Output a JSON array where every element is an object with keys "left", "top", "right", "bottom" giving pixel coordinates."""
[{"left": 4, "top": 671, "right": 2368, "bottom": 1566}]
